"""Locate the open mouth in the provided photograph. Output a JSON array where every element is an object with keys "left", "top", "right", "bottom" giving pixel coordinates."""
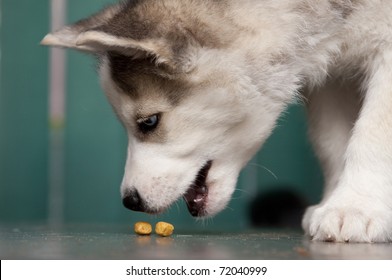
[{"left": 183, "top": 160, "right": 213, "bottom": 217}]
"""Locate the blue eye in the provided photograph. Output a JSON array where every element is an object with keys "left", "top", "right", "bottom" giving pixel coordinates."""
[{"left": 137, "top": 114, "right": 160, "bottom": 133}]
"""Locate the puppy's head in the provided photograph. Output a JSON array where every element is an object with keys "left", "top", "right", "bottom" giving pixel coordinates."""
[
  {"left": 99, "top": 53, "right": 265, "bottom": 217},
  {"left": 42, "top": 1, "right": 288, "bottom": 217}
]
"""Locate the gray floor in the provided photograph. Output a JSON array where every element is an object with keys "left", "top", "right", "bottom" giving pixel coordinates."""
[{"left": 1, "top": 224, "right": 391, "bottom": 259}]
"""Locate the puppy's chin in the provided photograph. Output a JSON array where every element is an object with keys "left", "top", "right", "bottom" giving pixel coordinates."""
[{"left": 200, "top": 181, "right": 237, "bottom": 218}]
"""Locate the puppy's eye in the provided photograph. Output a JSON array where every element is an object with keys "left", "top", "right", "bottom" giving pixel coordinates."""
[{"left": 136, "top": 114, "right": 160, "bottom": 133}]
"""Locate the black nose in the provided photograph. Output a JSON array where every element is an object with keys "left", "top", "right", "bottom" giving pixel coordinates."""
[{"left": 122, "top": 189, "right": 145, "bottom": 212}]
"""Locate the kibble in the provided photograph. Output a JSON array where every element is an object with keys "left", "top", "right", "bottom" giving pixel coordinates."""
[
  {"left": 134, "top": 221, "right": 152, "bottom": 235},
  {"left": 155, "top": 221, "right": 174, "bottom": 237}
]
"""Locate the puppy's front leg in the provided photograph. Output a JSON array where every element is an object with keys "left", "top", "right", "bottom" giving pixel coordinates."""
[
  {"left": 307, "top": 51, "right": 392, "bottom": 243},
  {"left": 302, "top": 80, "right": 361, "bottom": 235}
]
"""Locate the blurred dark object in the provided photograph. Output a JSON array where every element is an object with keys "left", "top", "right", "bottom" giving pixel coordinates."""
[{"left": 249, "top": 188, "right": 308, "bottom": 228}]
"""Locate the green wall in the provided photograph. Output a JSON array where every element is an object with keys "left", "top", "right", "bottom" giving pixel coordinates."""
[
  {"left": 0, "top": 0, "right": 322, "bottom": 229},
  {"left": 0, "top": 0, "right": 49, "bottom": 222}
]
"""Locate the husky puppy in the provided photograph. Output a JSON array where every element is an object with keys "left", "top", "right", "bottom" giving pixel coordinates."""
[{"left": 42, "top": 0, "right": 392, "bottom": 243}]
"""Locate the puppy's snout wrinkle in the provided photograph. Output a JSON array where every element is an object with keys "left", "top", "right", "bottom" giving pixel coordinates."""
[{"left": 122, "top": 189, "right": 145, "bottom": 212}]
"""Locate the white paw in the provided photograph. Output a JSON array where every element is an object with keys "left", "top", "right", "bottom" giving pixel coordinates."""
[{"left": 303, "top": 202, "right": 392, "bottom": 243}]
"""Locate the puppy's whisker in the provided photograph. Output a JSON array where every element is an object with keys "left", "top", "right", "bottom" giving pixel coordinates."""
[
  {"left": 235, "top": 188, "right": 251, "bottom": 195},
  {"left": 173, "top": 200, "right": 181, "bottom": 213},
  {"left": 231, "top": 189, "right": 251, "bottom": 200},
  {"left": 247, "top": 163, "right": 278, "bottom": 180}
]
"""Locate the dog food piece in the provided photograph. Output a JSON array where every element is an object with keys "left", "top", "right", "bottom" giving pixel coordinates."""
[
  {"left": 155, "top": 221, "right": 174, "bottom": 237},
  {"left": 134, "top": 221, "right": 152, "bottom": 235}
]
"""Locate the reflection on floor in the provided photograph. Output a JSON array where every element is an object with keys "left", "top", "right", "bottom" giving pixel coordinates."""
[{"left": 1, "top": 224, "right": 391, "bottom": 259}]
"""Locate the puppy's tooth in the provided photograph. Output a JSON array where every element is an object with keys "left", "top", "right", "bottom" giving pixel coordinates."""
[{"left": 193, "top": 195, "right": 204, "bottom": 203}]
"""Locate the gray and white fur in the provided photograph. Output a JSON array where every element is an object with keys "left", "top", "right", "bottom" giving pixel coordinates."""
[{"left": 42, "top": 0, "right": 392, "bottom": 243}]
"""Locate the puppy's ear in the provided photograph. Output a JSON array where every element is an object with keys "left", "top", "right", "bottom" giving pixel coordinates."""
[
  {"left": 41, "top": 3, "right": 197, "bottom": 74},
  {"left": 41, "top": 4, "right": 123, "bottom": 52}
]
